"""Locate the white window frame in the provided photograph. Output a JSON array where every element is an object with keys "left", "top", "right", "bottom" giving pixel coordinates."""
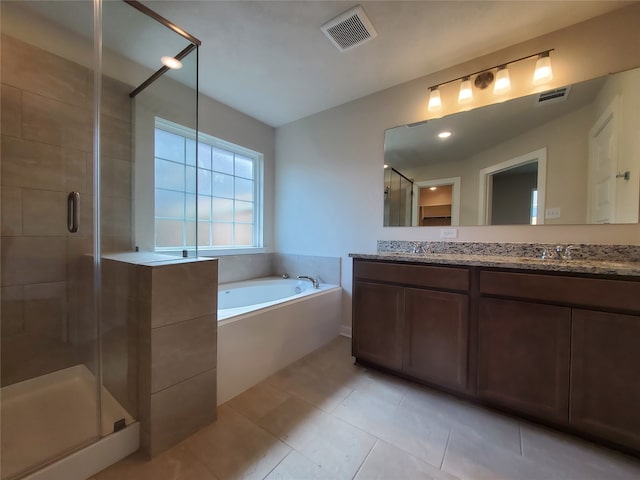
[{"left": 154, "top": 117, "right": 264, "bottom": 254}]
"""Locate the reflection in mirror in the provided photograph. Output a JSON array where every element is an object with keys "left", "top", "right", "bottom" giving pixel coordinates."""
[
  {"left": 384, "top": 67, "right": 640, "bottom": 226},
  {"left": 383, "top": 167, "right": 413, "bottom": 226}
]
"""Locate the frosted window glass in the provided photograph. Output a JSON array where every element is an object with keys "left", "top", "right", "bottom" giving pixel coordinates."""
[
  {"left": 198, "top": 142, "right": 212, "bottom": 170},
  {"left": 155, "top": 189, "right": 184, "bottom": 218},
  {"left": 154, "top": 123, "right": 261, "bottom": 250},
  {"left": 198, "top": 221, "right": 211, "bottom": 246},
  {"left": 234, "top": 200, "right": 253, "bottom": 223},
  {"left": 185, "top": 166, "right": 196, "bottom": 194},
  {"left": 198, "top": 169, "right": 212, "bottom": 196},
  {"left": 156, "top": 219, "right": 183, "bottom": 247},
  {"left": 212, "top": 147, "right": 234, "bottom": 174},
  {"left": 155, "top": 159, "right": 184, "bottom": 191},
  {"left": 212, "top": 198, "right": 233, "bottom": 221},
  {"left": 212, "top": 173, "right": 234, "bottom": 198},
  {"left": 155, "top": 129, "right": 185, "bottom": 163},
  {"left": 234, "top": 177, "right": 253, "bottom": 201},
  {"left": 235, "top": 224, "right": 253, "bottom": 246},
  {"left": 198, "top": 195, "right": 211, "bottom": 220},
  {"left": 186, "top": 193, "right": 196, "bottom": 220},
  {"left": 185, "top": 221, "right": 196, "bottom": 247},
  {"left": 235, "top": 155, "right": 253, "bottom": 179},
  {"left": 186, "top": 139, "right": 196, "bottom": 166},
  {"left": 212, "top": 223, "right": 233, "bottom": 246}
]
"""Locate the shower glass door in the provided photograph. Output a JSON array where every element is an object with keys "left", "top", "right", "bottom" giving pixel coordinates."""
[
  {"left": 0, "top": 1, "right": 101, "bottom": 478},
  {"left": 1, "top": 0, "right": 199, "bottom": 477}
]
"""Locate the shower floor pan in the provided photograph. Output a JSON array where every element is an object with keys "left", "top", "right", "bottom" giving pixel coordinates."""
[{"left": 1, "top": 364, "right": 134, "bottom": 480}]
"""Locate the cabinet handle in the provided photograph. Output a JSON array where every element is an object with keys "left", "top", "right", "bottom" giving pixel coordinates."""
[{"left": 67, "top": 192, "right": 79, "bottom": 233}]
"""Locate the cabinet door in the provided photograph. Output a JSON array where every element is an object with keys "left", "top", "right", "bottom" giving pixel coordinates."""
[
  {"left": 571, "top": 309, "right": 640, "bottom": 450},
  {"left": 478, "top": 298, "right": 571, "bottom": 423},
  {"left": 352, "top": 281, "right": 404, "bottom": 370},
  {"left": 403, "top": 288, "right": 469, "bottom": 391}
]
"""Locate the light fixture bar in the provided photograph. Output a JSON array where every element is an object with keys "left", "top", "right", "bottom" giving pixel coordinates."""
[{"left": 427, "top": 49, "right": 554, "bottom": 92}]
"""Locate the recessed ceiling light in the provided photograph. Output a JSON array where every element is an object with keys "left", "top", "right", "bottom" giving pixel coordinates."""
[
  {"left": 429, "top": 186, "right": 437, "bottom": 191},
  {"left": 161, "top": 56, "right": 183, "bottom": 69},
  {"left": 438, "top": 131, "right": 452, "bottom": 139}
]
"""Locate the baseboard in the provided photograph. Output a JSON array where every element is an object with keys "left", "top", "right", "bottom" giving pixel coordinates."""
[{"left": 339, "top": 325, "right": 352, "bottom": 338}]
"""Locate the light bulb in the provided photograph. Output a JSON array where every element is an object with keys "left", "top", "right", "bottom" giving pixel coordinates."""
[
  {"left": 533, "top": 52, "right": 553, "bottom": 85},
  {"left": 493, "top": 66, "right": 511, "bottom": 95},
  {"left": 161, "top": 56, "right": 183, "bottom": 69},
  {"left": 428, "top": 87, "right": 442, "bottom": 112},
  {"left": 458, "top": 76, "right": 473, "bottom": 104}
]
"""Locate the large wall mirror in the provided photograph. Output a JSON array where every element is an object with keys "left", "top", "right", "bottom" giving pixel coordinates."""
[{"left": 383, "top": 66, "right": 640, "bottom": 227}]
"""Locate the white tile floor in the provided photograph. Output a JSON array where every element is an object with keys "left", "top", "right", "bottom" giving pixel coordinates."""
[{"left": 93, "top": 336, "right": 640, "bottom": 480}]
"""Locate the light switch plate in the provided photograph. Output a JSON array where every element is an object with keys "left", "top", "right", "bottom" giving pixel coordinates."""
[
  {"left": 545, "top": 207, "right": 561, "bottom": 219},
  {"left": 440, "top": 228, "right": 458, "bottom": 239}
]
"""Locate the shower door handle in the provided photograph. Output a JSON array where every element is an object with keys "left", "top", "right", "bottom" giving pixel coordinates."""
[{"left": 67, "top": 192, "right": 80, "bottom": 233}]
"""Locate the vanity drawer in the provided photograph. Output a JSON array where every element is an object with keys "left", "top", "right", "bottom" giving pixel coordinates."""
[
  {"left": 354, "top": 260, "right": 469, "bottom": 291},
  {"left": 480, "top": 270, "right": 640, "bottom": 311}
]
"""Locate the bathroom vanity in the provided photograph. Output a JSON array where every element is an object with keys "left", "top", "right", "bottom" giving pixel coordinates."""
[{"left": 351, "top": 248, "right": 640, "bottom": 454}]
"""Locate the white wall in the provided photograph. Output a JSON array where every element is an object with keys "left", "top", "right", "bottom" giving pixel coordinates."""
[{"left": 274, "top": 4, "right": 640, "bottom": 332}]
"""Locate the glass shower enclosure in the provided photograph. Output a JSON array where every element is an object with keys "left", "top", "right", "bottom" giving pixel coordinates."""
[
  {"left": 0, "top": 1, "right": 199, "bottom": 478},
  {"left": 384, "top": 167, "right": 414, "bottom": 226}
]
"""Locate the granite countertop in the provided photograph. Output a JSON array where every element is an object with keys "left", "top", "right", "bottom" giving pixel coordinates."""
[{"left": 350, "top": 252, "right": 640, "bottom": 277}]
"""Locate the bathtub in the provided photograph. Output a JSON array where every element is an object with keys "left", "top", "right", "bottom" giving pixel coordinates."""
[{"left": 217, "top": 277, "right": 342, "bottom": 404}]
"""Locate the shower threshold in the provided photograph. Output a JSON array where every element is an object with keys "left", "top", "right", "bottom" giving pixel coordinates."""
[{"left": 1, "top": 364, "right": 135, "bottom": 480}]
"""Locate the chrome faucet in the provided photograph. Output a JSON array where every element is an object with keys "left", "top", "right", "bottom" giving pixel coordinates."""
[
  {"left": 563, "top": 245, "right": 580, "bottom": 260},
  {"left": 411, "top": 242, "right": 427, "bottom": 254},
  {"left": 297, "top": 275, "right": 319, "bottom": 289},
  {"left": 540, "top": 245, "right": 579, "bottom": 261}
]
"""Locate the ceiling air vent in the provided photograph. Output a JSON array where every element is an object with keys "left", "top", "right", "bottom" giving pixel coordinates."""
[
  {"left": 321, "top": 5, "right": 377, "bottom": 52},
  {"left": 536, "top": 85, "right": 572, "bottom": 106}
]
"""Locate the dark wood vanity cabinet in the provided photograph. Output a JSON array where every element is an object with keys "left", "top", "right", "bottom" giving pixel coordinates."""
[
  {"left": 352, "top": 260, "right": 470, "bottom": 392},
  {"left": 352, "top": 281, "right": 404, "bottom": 370},
  {"left": 352, "top": 256, "right": 640, "bottom": 454},
  {"left": 404, "top": 288, "right": 469, "bottom": 391},
  {"left": 477, "top": 298, "right": 571, "bottom": 424},
  {"left": 571, "top": 309, "right": 640, "bottom": 450},
  {"left": 478, "top": 269, "right": 640, "bottom": 451}
]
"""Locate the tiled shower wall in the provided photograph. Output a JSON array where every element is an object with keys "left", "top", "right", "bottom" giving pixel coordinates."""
[{"left": 0, "top": 34, "right": 133, "bottom": 386}]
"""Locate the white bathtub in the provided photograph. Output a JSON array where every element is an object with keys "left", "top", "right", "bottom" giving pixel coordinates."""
[
  {"left": 217, "top": 277, "right": 342, "bottom": 404},
  {"left": 219, "top": 277, "right": 330, "bottom": 321}
]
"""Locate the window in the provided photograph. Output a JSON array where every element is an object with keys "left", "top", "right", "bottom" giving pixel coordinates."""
[
  {"left": 154, "top": 118, "right": 263, "bottom": 251},
  {"left": 530, "top": 189, "right": 538, "bottom": 225}
]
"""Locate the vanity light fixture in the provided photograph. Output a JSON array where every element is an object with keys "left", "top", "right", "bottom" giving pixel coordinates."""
[
  {"left": 533, "top": 51, "right": 553, "bottom": 85},
  {"left": 161, "top": 55, "right": 183, "bottom": 69},
  {"left": 458, "top": 76, "right": 473, "bottom": 104},
  {"left": 493, "top": 65, "right": 511, "bottom": 94},
  {"left": 425, "top": 49, "right": 554, "bottom": 111},
  {"left": 428, "top": 87, "right": 442, "bottom": 112},
  {"left": 438, "top": 131, "right": 452, "bottom": 139}
]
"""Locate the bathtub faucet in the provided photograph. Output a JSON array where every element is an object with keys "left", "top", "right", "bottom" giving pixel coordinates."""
[{"left": 297, "top": 275, "right": 319, "bottom": 289}]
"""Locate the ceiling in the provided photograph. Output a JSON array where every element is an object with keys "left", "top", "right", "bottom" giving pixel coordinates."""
[
  {"left": 141, "top": 1, "right": 631, "bottom": 127},
  {"left": 11, "top": 1, "right": 633, "bottom": 127}
]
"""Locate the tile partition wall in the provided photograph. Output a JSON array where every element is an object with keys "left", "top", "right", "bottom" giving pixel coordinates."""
[
  {"left": 103, "top": 253, "right": 218, "bottom": 458},
  {"left": 0, "top": 34, "right": 133, "bottom": 386},
  {"left": 216, "top": 253, "right": 341, "bottom": 286}
]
